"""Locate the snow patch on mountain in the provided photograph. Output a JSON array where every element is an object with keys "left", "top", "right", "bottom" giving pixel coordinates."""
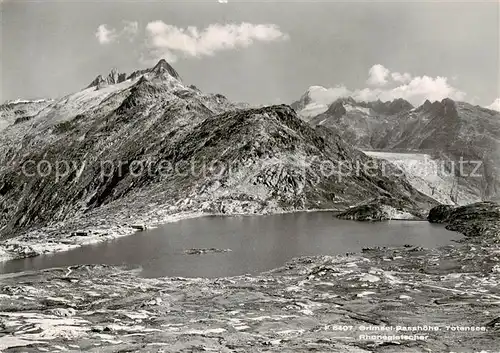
[
  {"left": 4, "top": 99, "right": 53, "bottom": 105},
  {"left": 291, "top": 86, "right": 343, "bottom": 119},
  {"left": 345, "top": 104, "right": 371, "bottom": 115},
  {"left": 47, "top": 79, "right": 139, "bottom": 123},
  {"left": 300, "top": 103, "right": 329, "bottom": 119}
]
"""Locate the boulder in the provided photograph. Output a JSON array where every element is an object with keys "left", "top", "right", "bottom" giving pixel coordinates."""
[{"left": 427, "top": 204, "right": 456, "bottom": 223}]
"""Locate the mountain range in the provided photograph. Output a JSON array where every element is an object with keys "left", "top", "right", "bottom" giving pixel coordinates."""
[
  {"left": 0, "top": 60, "right": 438, "bottom": 250},
  {"left": 292, "top": 87, "right": 500, "bottom": 205}
]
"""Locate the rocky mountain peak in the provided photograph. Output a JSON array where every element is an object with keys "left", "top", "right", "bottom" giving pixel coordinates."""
[
  {"left": 290, "top": 90, "right": 312, "bottom": 112},
  {"left": 87, "top": 68, "right": 127, "bottom": 90},
  {"left": 392, "top": 98, "right": 413, "bottom": 107},
  {"left": 125, "top": 59, "right": 182, "bottom": 83},
  {"left": 441, "top": 98, "right": 456, "bottom": 108},
  {"left": 335, "top": 96, "right": 356, "bottom": 105},
  {"left": 361, "top": 98, "right": 413, "bottom": 116},
  {"left": 422, "top": 99, "right": 433, "bottom": 110},
  {"left": 440, "top": 98, "right": 458, "bottom": 121},
  {"left": 149, "top": 59, "right": 181, "bottom": 81},
  {"left": 108, "top": 68, "right": 118, "bottom": 83},
  {"left": 345, "top": 96, "right": 357, "bottom": 105},
  {"left": 325, "top": 99, "right": 347, "bottom": 118},
  {"left": 86, "top": 75, "right": 106, "bottom": 89},
  {"left": 106, "top": 68, "right": 126, "bottom": 85},
  {"left": 386, "top": 98, "right": 414, "bottom": 114},
  {"left": 418, "top": 98, "right": 457, "bottom": 117}
]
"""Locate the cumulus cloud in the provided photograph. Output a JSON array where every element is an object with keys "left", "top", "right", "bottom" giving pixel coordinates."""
[
  {"left": 306, "top": 85, "right": 351, "bottom": 106},
  {"left": 95, "top": 21, "right": 139, "bottom": 45},
  {"left": 367, "top": 64, "right": 390, "bottom": 86},
  {"left": 95, "top": 24, "right": 117, "bottom": 45},
  {"left": 306, "top": 65, "right": 466, "bottom": 107},
  {"left": 391, "top": 71, "right": 412, "bottom": 84},
  {"left": 486, "top": 98, "right": 500, "bottom": 112},
  {"left": 143, "top": 21, "right": 289, "bottom": 63}
]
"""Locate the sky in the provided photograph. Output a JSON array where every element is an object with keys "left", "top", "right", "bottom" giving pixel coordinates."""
[{"left": 1, "top": 0, "right": 499, "bottom": 109}]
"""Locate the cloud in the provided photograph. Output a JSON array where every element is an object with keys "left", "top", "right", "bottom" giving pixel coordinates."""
[
  {"left": 391, "top": 72, "right": 412, "bottom": 84},
  {"left": 143, "top": 21, "right": 289, "bottom": 63},
  {"left": 122, "top": 21, "right": 139, "bottom": 41},
  {"left": 306, "top": 65, "right": 466, "bottom": 107},
  {"left": 95, "top": 21, "right": 139, "bottom": 45},
  {"left": 306, "top": 85, "right": 351, "bottom": 106},
  {"left": 486, "top": 98, "right": 500, "bottom": 112},
  {"left": 95, "top": 24, "right": 118, "bottom": 45},
  {"left": 367, "top": 64, "right": 390, "bottom": 86}
]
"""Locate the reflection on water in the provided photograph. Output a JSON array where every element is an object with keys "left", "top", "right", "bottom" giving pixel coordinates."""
[{"left": 0, "top": 212, "right": 461, "bottom": 278}]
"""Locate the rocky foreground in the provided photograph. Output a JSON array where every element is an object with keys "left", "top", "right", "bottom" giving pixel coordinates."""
[{"left": 1, "top": 203, "right": 499, "bottom": 352}]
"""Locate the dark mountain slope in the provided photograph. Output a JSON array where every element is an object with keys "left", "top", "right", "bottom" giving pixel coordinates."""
[{"left": 307, "top": 97, "right": 413, "bottom": 149}]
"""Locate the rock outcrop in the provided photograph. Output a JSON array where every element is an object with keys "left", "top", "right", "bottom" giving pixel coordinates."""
[
  {"left": 428, "top": 201, "right": 500, "bottom": 238},
  {"left": 336, "top": 196, "right": 425, "bottom": 221},
  {"left": 427, "top": 204, "right": 456, "bottom": 224},
  {"left": 87, "top": 68, "right": 128, "bottom": 90}
]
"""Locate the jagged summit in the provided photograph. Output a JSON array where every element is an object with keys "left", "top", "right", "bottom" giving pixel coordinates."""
[
  {"left": 418, "top": 98, "right": 457, "bottom": 115},
  {"left": 107, "top": 68, "right": 126, "bottom": 85},
  {"left": 86, "top": 75, "right": 105, "bottom": 89},
  {"left": 317, "top": 96, "right": 413, "bottom": 118},
  {"left": 292, "top": 84, "right": 416, "bottom": 119},
  {"left": 422, "top": 99, "right": 433, "bottom": 110},
  {"left": 86, "top": 59, "right": 181, "bottom": 90},
  {"left": 87, "top": 68, "right": 127, "bottom": 90},
  {"left": 149, "top": 59, "right": 181, "bottom": 80},
  {"left": 126, "top": 59, "right": 182, "bottom": 82},
  {"left": 364, "top": 98, "right": 414, "bottom": 115},
  {"left": 324, "top": 99, "right": 347, "bottom": 118}
]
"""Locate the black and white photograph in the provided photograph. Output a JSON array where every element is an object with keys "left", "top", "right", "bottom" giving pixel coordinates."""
[{"left": 0, "top": 0, "right": 499, "bottom": 351}]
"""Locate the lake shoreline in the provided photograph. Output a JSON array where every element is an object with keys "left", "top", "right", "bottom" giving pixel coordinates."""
[
  {"left": 0, "top": 207, "right": 344, "bottom": 264},
  {"left": 0, "top": 212, "right": 460, "bottom": 278}
]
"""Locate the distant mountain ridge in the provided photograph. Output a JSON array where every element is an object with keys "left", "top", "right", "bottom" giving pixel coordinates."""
[
  {"left": 0, "top": 99, "right": 54, "bottom": 132},
  {"left": 291, "top": 87, "right": 500, "bottom": 204},
  {"left": 87, "top": 59, "right": 182, "bottom": 90},
  {"left": 305, "top": 96, "right": 413, "bottom": 149},
  {"left": 290, "top": 86, "right": 414, "bottom": 120}
]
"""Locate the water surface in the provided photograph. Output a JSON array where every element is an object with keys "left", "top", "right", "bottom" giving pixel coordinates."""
[{"left": 0, "top": 212, "right": 461, "bottom": 278}]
